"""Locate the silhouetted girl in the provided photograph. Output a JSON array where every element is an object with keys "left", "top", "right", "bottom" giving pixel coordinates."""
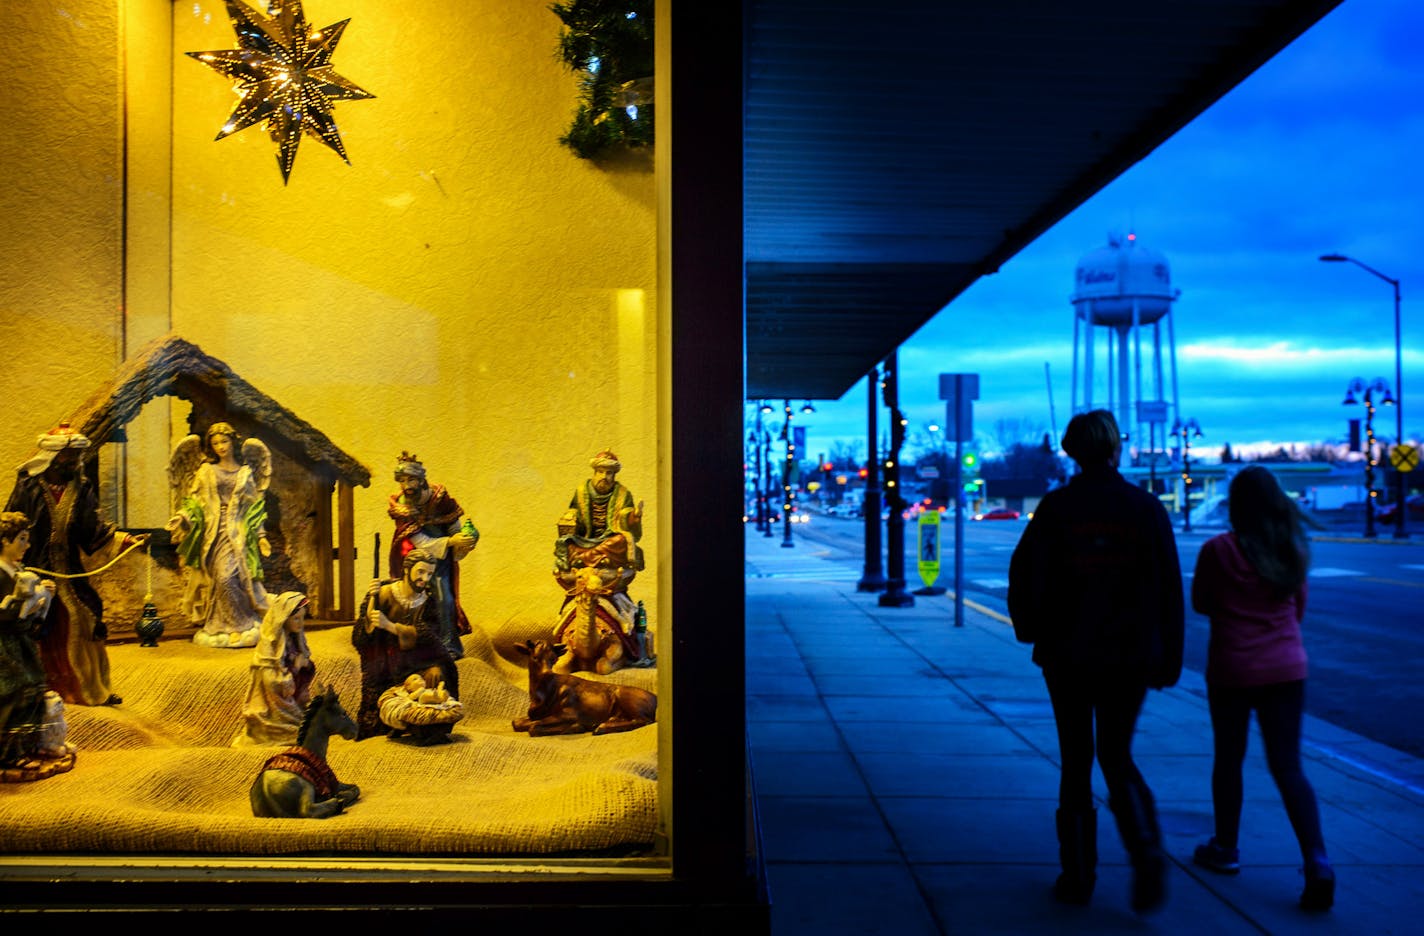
[{"left": 1191, "top": 465, "right": 1332, "bottom": 911}]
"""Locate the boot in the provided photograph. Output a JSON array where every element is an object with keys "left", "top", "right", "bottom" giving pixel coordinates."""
[
  {"left": 1053, "top": 808, "right": 1097, "bottom": 905},
  {"left": 1300, "top": 850, "right": 1335, "bottom": 912},
  {"left": 1110, "top": 781, "right": 1167, "bottom": 914}
]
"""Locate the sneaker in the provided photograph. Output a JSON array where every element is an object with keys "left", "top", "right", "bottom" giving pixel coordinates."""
[{"left": 1193, "top": 838, "right": 1240, "bottom": 875}]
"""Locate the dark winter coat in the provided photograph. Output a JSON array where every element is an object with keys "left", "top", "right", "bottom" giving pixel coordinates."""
[{"left": 1008, "top": 466, "right": 1184, "bottom": 689}]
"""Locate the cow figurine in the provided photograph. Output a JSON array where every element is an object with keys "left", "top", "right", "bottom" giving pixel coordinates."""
[{"left": 512, "top": 640, "right": 656, "bottom": 736}]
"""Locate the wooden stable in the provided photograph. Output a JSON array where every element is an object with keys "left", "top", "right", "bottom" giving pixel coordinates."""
[{"left": 55, "top": 333, "right": 370, "bottom": 628}]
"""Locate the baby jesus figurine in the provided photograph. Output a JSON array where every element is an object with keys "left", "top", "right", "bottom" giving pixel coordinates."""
[{"left": 377, "top": 673, "right": 464, "bottom": 745}]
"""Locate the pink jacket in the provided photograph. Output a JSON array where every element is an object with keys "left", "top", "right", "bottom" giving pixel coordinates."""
[{"left": 1192, "top": 532, "right": 1308, "bottom": 688}]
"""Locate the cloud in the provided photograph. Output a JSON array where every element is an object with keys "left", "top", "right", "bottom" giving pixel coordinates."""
[
  {"left": 1178, "top": 340, "right": 1413, "bottom": 370},
  {"left": 777, "top": 0, "right": 1424, "bottom": 457}
]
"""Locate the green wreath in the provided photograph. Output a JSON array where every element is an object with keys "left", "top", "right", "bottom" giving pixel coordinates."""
[{"left": 552, "top": 0, "right": 654, "bottom": 160}]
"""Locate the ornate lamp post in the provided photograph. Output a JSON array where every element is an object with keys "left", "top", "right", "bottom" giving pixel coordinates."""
[
  {"left": 747, "top": 401, "right": 768, "bottom": 533},
  {"left": 878, "top": 351, "right": 914, "bottom": 607},
  {"left": 759, "top": 403, "right": 776, "bottom": 537},
  {"left": 1171, "top": 418, "right": 1203, "bottom": 532},
  {"left": 753, "top": 402, "right": 773, "bottom": 534},
  {"left": 1322, "top": 254, "right": 1407, "bottom": 539},
  {"left": 780, "top": 399, "right": 796, "bottom": 548},
  {"left": 1343, "top": 377, "right": 1394, "bottom": 539},
  {"left": 751, "top": 427, "right": 763, "bottom": 529}
]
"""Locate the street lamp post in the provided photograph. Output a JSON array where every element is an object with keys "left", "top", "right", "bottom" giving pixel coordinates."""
[
  {"left": 1322, "top": 253, "right": 1407, "bottom": 539},
  {"left": 878, "top": 351, "right": 914, "bottom": 608},
  {"left": 759, "top": 403, "right": 775, "bottom": 538},
  {"left": 1343, "top": 377, "right": 1394, "bottom": 539},
  {"left": 747, "top": 427, "right": 759, "bottom": 529},
  {"left": 1172, "top": 418, "right": 1203, "bottom": 532},
  {"left": 749, "top": 401, "right": 770, "bottom": 534},
  {"left": 780, "top": 399, "right": 796, "bottom": 548}
]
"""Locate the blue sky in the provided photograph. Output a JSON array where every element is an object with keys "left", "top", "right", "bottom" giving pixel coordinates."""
[{"left": 791, "top": 0, "right": 1423, "bottom": 464}]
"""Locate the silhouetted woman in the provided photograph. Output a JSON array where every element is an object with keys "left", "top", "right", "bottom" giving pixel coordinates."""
[
  {"left": 1191, "top": 465, "right": 1333, "bottom": 911},
  {"left": 1009, "top": 409, "right": 1183, "bottom": 913}
]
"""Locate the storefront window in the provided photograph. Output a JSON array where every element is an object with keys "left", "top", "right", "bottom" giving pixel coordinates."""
[{"left": 1, "top": 0, "right": 670, "bottom": 875}]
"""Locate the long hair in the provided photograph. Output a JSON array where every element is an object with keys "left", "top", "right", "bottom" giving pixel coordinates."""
[{"left": 1228, "top": 465, "right": 1309, "bottom": 596}]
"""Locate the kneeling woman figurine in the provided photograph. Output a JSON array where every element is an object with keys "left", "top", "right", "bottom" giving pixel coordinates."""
[{"left": 233, "top": 592, "right": 316, "bottom": 747}]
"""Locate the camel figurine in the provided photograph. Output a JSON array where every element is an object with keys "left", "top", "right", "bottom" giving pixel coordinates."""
[
  {"left": 249, "top": 685, "right": 360, "bottom": 819},
  {"left": 512, "top": 639, "right": 656, "bottom": 737},
  {"left": 552, "top": 566, "right": 640, "bottom": 675}
]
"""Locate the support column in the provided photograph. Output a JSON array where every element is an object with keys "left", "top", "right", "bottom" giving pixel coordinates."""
[{"left": 857, "top": 370, "right": 886, "bottom": 592}]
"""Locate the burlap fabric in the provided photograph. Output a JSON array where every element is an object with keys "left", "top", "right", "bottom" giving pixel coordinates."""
[{"left": 0, "top": 619, "right": 658, "bottom": 856}]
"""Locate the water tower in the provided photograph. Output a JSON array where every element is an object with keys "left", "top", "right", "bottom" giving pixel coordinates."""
[{"left": 1070, "top": 232, "right": 1181, "bottom": 464}]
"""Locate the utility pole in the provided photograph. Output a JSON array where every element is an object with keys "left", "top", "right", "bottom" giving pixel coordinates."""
[{"left": 941, "top": 373, "right": 979, "bottom": 628}]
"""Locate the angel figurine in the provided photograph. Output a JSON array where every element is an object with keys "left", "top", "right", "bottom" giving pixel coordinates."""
[{"left": 167, "top": 422, "right": 272, "bottom": 648}]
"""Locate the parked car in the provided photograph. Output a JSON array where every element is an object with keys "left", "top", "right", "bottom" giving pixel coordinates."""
[
  {"left": 974, "top": 507, "right": 1021, "bottom": 521},
  {"left": 1376, "top": 494, "right": 1424, "bottom": 523}
]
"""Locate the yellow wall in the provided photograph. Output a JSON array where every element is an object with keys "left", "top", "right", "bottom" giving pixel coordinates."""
[
  {"left": 2, "top": 0, "right": 659, "bottom": 632},
  {"left": 0, "top": 0, "right": 125, "bottom": 480}
]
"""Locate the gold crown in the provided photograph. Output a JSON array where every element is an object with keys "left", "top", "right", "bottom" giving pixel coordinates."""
[{"left": 395, "top": 450, "right": 427, "bottom": 480}]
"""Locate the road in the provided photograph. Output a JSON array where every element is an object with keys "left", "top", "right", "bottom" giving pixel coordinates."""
[{"left": 764, "top": 512, "right": 1424, "bottom": 759}]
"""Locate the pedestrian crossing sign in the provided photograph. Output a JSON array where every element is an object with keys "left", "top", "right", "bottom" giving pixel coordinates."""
[{"left": 917, "top": 509, "right": 941, "bottom": 586}]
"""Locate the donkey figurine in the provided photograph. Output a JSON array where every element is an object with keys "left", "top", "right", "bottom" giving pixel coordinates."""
[
  {"left": 250, "top": 685, "right": 361, "bottom": 819},
  {"left": 512, "top": 639, "right": 656, "bottom": 736}
]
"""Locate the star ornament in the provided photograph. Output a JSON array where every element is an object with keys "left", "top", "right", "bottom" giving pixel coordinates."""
[{"left": 187, "top": 0, "right": 375, "bottom": 184}]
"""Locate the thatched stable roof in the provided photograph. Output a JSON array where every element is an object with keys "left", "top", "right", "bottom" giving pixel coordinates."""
[{"left": 66, "top": 333, "right": 371, "bottom": 488}]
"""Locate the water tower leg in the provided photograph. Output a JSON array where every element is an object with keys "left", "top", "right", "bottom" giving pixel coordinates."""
[
  {"left": 1154, "top": 322, "right": 1165, "bottom": 406},
  {"left": 1105, "top": 327, "right": 1113, "bottom": 415},
  {"left": 1168, "top": 307, "right": 1181, "bottom": 427},
  {"left": 1117, "top": 324, "right": 1131, "bottom": 443},
  {"left": 1085, "top": 311, "right": 1095, "bottom": 411},
  {"left": 1132, "top": 300, "right": 1143, "bottom": 459}
]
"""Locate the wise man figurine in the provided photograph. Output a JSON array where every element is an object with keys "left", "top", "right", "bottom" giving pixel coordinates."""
[
  {"left": 551, "top": 450, "right": 648, "bottom": 673},
  {"left": 386, "top": 452, "right": 478, "bottom": 660}
]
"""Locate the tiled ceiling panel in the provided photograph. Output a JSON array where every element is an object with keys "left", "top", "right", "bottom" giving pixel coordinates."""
[{"left": 744, "top": 0, "right": 1342, "bottom": 399}]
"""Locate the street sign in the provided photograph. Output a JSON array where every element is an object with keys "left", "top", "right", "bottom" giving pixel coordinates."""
[
  {"left": 1136, "top": 400, "right": 1169, "bottom": 424},
  {"left": 939, "top": 373, "right": 980, "bottom": 442},
  {"left": 1390, "top": 442, "right": 1419, "bottom": 473},
  {"left": 916, "top": 509, "right": 941, "bottom": 587}
]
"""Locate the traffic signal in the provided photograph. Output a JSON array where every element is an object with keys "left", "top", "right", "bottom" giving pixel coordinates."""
[
  {"left": 962, "top": 451, "right": 978, "bottom": 470},
  {"left": 857, "top": 467, "right": 869, "bottom": 479}
]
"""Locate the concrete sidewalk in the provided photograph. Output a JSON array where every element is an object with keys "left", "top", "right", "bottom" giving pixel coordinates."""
[{"left": 745, "top": 528, "right": 1424, "bottom": 934}]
